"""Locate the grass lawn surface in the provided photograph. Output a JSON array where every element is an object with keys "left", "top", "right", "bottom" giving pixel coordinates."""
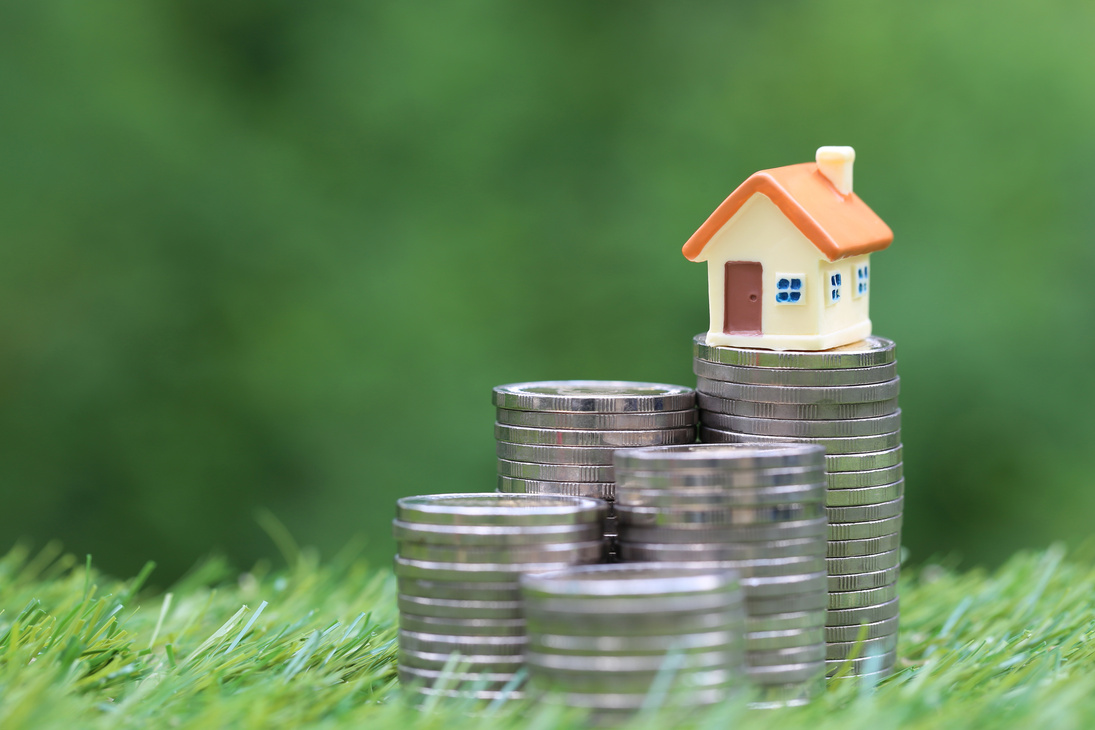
[{"left": 1, "top": 540, "right": 1093, "bottom": 729}]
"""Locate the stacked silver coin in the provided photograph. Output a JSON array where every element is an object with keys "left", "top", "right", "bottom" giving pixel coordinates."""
[
  {"left": 493, "top": 381, "right": 698, "bottom": 559},
  {"left": 521, "top": 563, "right": 745, "bottom": 719},
  {"left": 613, "top": 444, "right": 828, "bottom": 707},
  {"left": 393, "top": 493, "right": 608, "bottom": 700},
  {"left": 692, "top": 334, "right": 903, "bottom": 680}
]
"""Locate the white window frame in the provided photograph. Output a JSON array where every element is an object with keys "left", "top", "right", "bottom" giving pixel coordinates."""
[
  {"left": 774, "top": 273, "right": 806, "bottom": 305},
  {"left": 854, "top": 264, "right": 869, "bottom": 298},
  {"left": 827, "top": 270, "right": 843, "bottom": 306}
]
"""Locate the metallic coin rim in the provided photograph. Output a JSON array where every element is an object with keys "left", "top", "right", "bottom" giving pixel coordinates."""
[
  {"left": 826, "top": 549, "right": 902, "bottom": 575},
  {"left": 614, "top": 443, "right": 824, "bottom": 470},
  {"left": 827, "top": 515, "right": 905, "bottom": 541},
  {"left": 492, "top": 381, "right": 696, "bottom": 413},
  {"left": 701, "top": 410, "right": 902, "bottom": 438},
  {"left": 699, "top": 393, "right": 900, "bottom": 420},
  {"left": 824, "top": 614, "right": 901, "bottom": 643},
  {"left": 699, "top": 426, "right": 902, "bottom": 454},
  {"left": 397, "top": 492, "right": 607, "bottom": 526},
  {"left": 825, "top": 447, "right": 904, "bottom": 473},
  {"left": 693, "top": 333, "right": 896, "bottom": 369},
  {"left": 495, "top": 423, "right": 697, "bottom": 447},
  {"left": 825, "top": 597, "right": 901, "bottom": 626},
  {"left": 827, "top": 582, "right": 900, "bottom": 609},
  {"left": 827, "top": 565, "right": 901, "bottom": 591},
  {"left": 827, "top": 532, "right": 902, "bottom": 558},
  {"left": 694, "top": 359, "right": 898, "bottom": 387},
  {"left": 496, "top": 407, "right": 698, "bottom": 431},
  {"left": 696, "top": 376, "right": 901, "bottom": 405}
]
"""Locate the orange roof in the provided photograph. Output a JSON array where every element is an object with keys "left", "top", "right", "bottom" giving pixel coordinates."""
[{"left": 681, "top": 162, "right": 893, "bottom": 262}]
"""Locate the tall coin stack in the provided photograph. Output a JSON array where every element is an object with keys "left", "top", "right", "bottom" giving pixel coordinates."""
[
  {"left": 521, "top": 564, "right": 745, "bottom": 720},
  {"left": 393, "top": 493, "right": 607, "bottom": 700},
  {"left": 691, "top": 334, "right": 903, "bottom": 680},
  {"left": 493, "top": 381, "right": 698, "bottom": 559},
  {"left": 612, "top": 444, "right": 829, "bottom": 706}
]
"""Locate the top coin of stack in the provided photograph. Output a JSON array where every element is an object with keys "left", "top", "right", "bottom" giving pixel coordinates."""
[
  {"left": 393, "top": 493, "right": 608, "bottom": 700},
  {"left": 493, "top": 381, "right": 698, "bottom": 557},
  {"left": 691, "top": 335, "right": 903, "bottom": 680}
]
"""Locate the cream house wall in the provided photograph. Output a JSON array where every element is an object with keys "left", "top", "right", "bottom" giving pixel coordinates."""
[
  {"left": 695, "top": 194, "right": 872, "bottom": 350},
  {"left": 817, "top": 254, "right": 871, "bottom": 337}
]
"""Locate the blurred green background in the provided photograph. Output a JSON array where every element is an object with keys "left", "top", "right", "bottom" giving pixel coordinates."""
[{"left": 2, "top": 1, "right": 1093, "bottom": 581}]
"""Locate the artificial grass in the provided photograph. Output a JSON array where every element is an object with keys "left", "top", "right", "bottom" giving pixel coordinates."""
[{"left": 1, "top": 541, "right": 1094, "bottom": 729}]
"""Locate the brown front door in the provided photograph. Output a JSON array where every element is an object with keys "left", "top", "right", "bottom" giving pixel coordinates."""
[{"left": 724, "top": 261, "right": 762, "bottom": 334}]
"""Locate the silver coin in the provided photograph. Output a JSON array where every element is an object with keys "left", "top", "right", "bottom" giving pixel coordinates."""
[
  {"left": 492, "top": 381, "right": 695, "bottom": 413},
  {"left": 746, "top": 626, "right": 825, "bottom": 651},
  {"left": 747, "top": 609, "right": 827, "bottom": 633},
  {"left": 397, "top": 493, "right": 607, "bottom": 527},
  {"left": 398, "top": 577, "right": 520, "bottom": 602},
  {"left": 745, "top": 661, "right": 826, "bottom": 685},
  {"left": 827, "top": 515, "right": 904, "bottom": 541},
  {"left": 397, "top": 539, "right": 606, "bottom": 565},
  {"left": 826, "top": 633, "right": 899, "bottom": 660},
  {"left": 699, "top": 426, "right": 902, "bottom": 455},
  {"left": 399, "top": 629, "right": 527, "bottom": 656},
  {"left": 827, "top": 565, "right": 901, "bottom": 592},
  {"left": 828, "top": 464, "right": 905, "bottom": 490},
  {"left": 694, "top": 359, "right": 898, "bottom": 387},
  {"left": 399, "top": 612, "right": 526, "bottom": 637},
  {"left": 826, "top": 597, "right": 900, "bottom": 626},
  {"left": 615, "top": 501, "right": 825, "bottom": 528},
  {"left": 398, "top": 594, "right": 525, "bottom": 620},
  {"left": 743, "top": 572, "right": 827, "bottom": 598},
  {"left": 696, "top": 376, "right": 901, "bottom": 405},
  {"left": 528, "top": 666, "right": 738, "bottom": 695},
  {"left": 616, "top": 468, "right": 825, "bottom": 491},
  {"left": 527, "top": 609, "right": 741, "bottom": 638},
  {"left": 497, "top": 441, "right": 618, "bottom": 465},
  {"left": 826, "top": 447, "right": 903, "bottom": 473},
  {"left": 393, "top": 519, "right": 604, "bottom": 547},
  {"left": 496, "top": 475, "right": 615, "bottom": 500},
  {"left": 497, "top": 458, "right": 614, "bottom": 482},
  {"left": 614, "top": 443, "right": 824, "bottom": 471},
  {"left": 394, "top": 555, "right": 599, "bottom": 583},
  {"left": 528, "top": 629, "right": 740, "bottom": 656},
  {"left": 520, "top": 562, "right": 741, "bottom": 597},
  {"left": 824, "top": 615, "right": 900, "bottom": 643},
  {"left": 523, "top": 591, "right": 744, "bottom": 621},
  {"left": 826, "top": 480, "right": 906, "bottom": 508},
  {"left": 398, "top": 665, "right": 522, "bottom": 692},
  {"left": 702, "top": 411, "right": 901, "bottom": 438},
  {"left": 617, "top": 484, "right": 827, "bottom": 510},
  {"left": 496, "top": 407, "right": 698, "bottom": 431},
  {"left": 746, "top": 590, "right": 828, "bottom": 615},
  {"left": 525, "top": 651, "right": 740, "bottom": 676},
  {"left": 827, "top": 533, "right": 902, "bottom": 558},
  {"left": 618, "top": 516, "right": 828, "bottom": 544},
  {"left": 525, "top": 591, "right": 744, "bottom": 619},
  {"left": 826, "top": 549, "right": 902, "bottom": 576},
  {"left": 614, "top": 550, "right": 825, "bottom": 578},
  {"left": 693, "top": 333, "right": 896, "bottom": 369},
  {"left": 748, "top": 644, "right": 827, "bottom": 667},
  {"left": 699, "top": 393, "right": 900, "bottom": 420},
  {"left": 400, "top": 646, "right": 526, "bottom": 672},
  {"left": 617, "top": 539, "right": 827, "bottom": 564},
  {"left": 827, "top": 498, "right": 905, "bottom": 524},
  {"left": 825, "top": 648, "right": 897, "bottom": 673},
  {"left": 495, "top": 423, "right": 696, "bottom": 448},
  {"left": 827, "top": 582, "right": 899, "bottom": 609}
]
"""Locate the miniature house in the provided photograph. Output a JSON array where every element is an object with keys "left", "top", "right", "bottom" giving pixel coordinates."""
[{"left": 682, "top": 147, "right": 893, "bottom": 351}]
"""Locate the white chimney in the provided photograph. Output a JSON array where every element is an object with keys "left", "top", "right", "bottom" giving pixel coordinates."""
[{"left": 816, "top": 146, "right": 855, "bottom": 196}]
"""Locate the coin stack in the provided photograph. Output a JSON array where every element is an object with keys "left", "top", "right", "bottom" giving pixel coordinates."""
[
  {"left": 521, "top": 563, "right": 745, "bottom": 720},
  {"left": 393, "top": 493, "right": 608, "bottom": 700},
  {"left": 493, "top": 381, "right": 698, "bottom": 559},
  {"left": 612, "top": 444, "right": 828, "bottom": 706},
  {"left": 691, "top": 334, "right": 903, "bottom": 680}
]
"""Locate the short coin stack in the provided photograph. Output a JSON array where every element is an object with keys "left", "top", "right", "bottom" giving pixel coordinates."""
[
  {"left": 521, "top": 564, "right": 745, "bottom": 719},
  {"left": 393, "top": 493, "right": 608, "bottom": 700},
  {"left": 691, "top": 334, "right": 903, "bottom": 679},
  {"left": 493, "top": 381, "right": 698, "bottom": 558},
  {"left": 612, "top": 444, "right": 828, "bottom": 706}
]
